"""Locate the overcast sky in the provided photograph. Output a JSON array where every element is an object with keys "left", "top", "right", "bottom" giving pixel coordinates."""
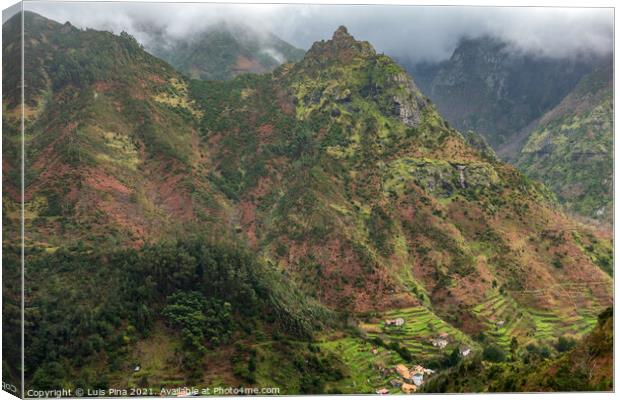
[{"left": 13, "top": 1, "right": 615, "bottom": 63}]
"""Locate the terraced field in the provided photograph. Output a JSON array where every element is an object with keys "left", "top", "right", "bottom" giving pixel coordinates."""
[
  {"left": 472, "top": 293, "right": 525, "bottom": 347},
  {"left": 356, "top": 283, "right": 606, "bottom": 364},
  {"left": 472, "top": 288, "right": 604, "bottom": 349},
  {"left": 318, "top": 335, "right": 406, "bottom": 394},
  {"left": 358, "top": 307, "right": 477, "bottom": 360}
]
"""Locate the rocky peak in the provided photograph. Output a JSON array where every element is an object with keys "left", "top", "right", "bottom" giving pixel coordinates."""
[
  {"left": 302, "top": 25, "right": 376, "bottom": 67},
  {"left": 60, "top": 21, "right": 74, "bottom": 34},
  {"left": 287, "top": 25, "right": 428, "bottom": 128},
  {"left": 332, "top": 25, "right": 354, "bottom": 43}
]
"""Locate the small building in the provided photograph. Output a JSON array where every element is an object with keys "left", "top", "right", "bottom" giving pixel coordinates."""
[
  {"left": 401, "top": 383, "right": 417, "bottom": 394},
  {"left": 133, "top": 365, "right": 141, "bottom": 372},
  {"left": 395, "top": 364, "right": 411, "bottom": 380},
  {"left": 412, "top": 373, "right": 424, "bottom": 387},
  {"left": 460, "top": 347, "right": 471, "bottom": 357},
  {"left": 438, "top": 332, "right": 449, "bottom": 339},
  {"left": 385, "top": 318, "right": 405, "bottom": 327},
  {"left": 496, "top": 320, "right": 505, "bottom": 329},
  {"left": 376, "top": 388, "right": 390, "bottom": 395},
  {"left": 371, "top": 348, "right": 379, "bottom": 355},
  {"left": 431, "top": 338, "right": 448, "bottom": 349},
  {"left": 411, "top": 365, "right": 425, "bottom": 375}
]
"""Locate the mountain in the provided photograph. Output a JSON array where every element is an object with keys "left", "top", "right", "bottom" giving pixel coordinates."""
[
  {"left": 189, "top": 24, "right": 611, "bottom": 316},
  {"left": 3, "top": 14, "right": 613, "bottom": 394},
  {"left": 3, "top": 11, "right": 328, "bottom": 394},
  {"left": 142, "top": 23, "right": 305, "bottom": 80},
  {"left": 408, "top": 36, "right": 599, "bottom": 155},
  {"left": 515, "top": 59, "right": 613, "bottom": 223},
  {"left": 407, "top": 36, "right": 612, "bottom": 224},
  {"left": 2, "top": 11, "right": 237, "bottom": 250}
]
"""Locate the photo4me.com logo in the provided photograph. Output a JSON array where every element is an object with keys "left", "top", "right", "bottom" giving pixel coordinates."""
[{"left": 22, "top": 386, "right": 281, "bottom": 397}]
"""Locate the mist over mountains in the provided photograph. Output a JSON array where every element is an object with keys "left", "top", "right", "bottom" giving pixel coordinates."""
[
  {"left": 22, "top": 2, "right": 613, "bottom": 64},
  {"left": 138, "top": 21, "right": 305, "bottom": 80}
]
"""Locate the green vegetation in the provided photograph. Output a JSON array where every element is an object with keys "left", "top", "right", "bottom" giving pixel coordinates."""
[
  {"left": 20, "top": 238, "right": 330, "bottom": 390},
  {"left": 163, "top": 291, "right": 233, "bottom": 374},
  {"left": 3, "top": 12, "right": 613, "bottom": 394},
  {"left": 482, "top": 344, "right": 506, "bottom": 362},
  {"left": 359, "top": 307, "right": 476, "bottom": 363},
  {"left": 409, "top": 36, "right": 599, "bottom": 151},
  {"left": 420, "top": 307, "right": 613, "bottom": 392},
  {"left": 516, "top": 60, "right": 613, "bottom": 223}
]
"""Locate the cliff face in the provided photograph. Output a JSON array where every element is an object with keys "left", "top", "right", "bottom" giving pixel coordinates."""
[
  {"left": 516, "top": 58, "right": 613, "bottom": 223},
  {"left": 408, "top": 36, "right": 612, "bottom": 224},
  {"left": 408, "top": 36, "right": 599, "bottom": 154}
]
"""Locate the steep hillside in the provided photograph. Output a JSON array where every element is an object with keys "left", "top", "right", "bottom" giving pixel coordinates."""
[
  {"left": 3, "top": 14, "right": 613, "bottom": 394},
  {"left": 3, "top": 11, "right": 234, "bottom": 250},
  {"left": 2, "top": 8, "right": 23, "bottom": 393},
  {"left": 516, "top": 59, "right": 613, "bottom": 224},
  {"left": 524, "top": 306, "right": 613, "bottom": 391},
  {"left": 408, "top": 36, "right": 598, "bottom": 154},
  {"left": 144, "top": 23, "right": 305, "bottom": 80},
  {"left": 4, "top": 12, "right": 329, "bottom": 393},
  {"left": 421, "top": 306, "right": 613, "bottom": 392},
  {"left": 190, "top": 25, "right": 611, "bottom": 318}
]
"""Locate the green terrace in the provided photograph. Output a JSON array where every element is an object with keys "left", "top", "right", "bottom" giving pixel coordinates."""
[
  {"left": 358, "top": 306, "right": 476, "bottom": 360},
  {"left": 472, "top": 291, "right": 603, "bottom": 348},
  {"left": 317, "top": 335, "right": 404, "bottom": 394}
]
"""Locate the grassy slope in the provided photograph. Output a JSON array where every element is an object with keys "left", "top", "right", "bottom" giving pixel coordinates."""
[
  {"left": 3, "top": 12, "right": 234, "bottom": 250},
  {"left": 516, "top": 59, "right": 613, "bottom": 223}
]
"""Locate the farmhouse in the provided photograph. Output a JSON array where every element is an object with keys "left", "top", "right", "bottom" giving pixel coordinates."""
[
  {"left": 401, "top": 383, "right": 417, "bottom": 394},
  {"left": 411, "top": 365, "right": 425, "bottom": 375},
  {"left": 395, "top": 364, "right": 411, "bottom": 380},
  {"left": 385, "top": 317, "right": 405, "bottom": 327}
]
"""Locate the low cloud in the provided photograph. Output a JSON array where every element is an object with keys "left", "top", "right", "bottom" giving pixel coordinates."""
[
  {"left": 261, "top": 48, "right": 285, "bottom": 64},
  {"left": 23, "top": 2, "right": 613, "bottom": 63}
]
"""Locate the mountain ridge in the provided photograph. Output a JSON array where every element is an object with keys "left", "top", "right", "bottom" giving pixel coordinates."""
[
  {"left": 408, "top": 36, "right": 602, "bottom": 153},
  {"left": 516, "top": 57, "right": 613, "bottom": 223},
  {"left": 141, "top": 21, "right": 305, "bottom": 80},
  {"left": 2, "top": 12, "right": 613, "bottom": 394}
]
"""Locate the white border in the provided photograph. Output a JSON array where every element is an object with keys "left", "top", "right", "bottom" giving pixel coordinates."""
[{"left": 0, "top": 1, "right": 616, "bottom": 400}]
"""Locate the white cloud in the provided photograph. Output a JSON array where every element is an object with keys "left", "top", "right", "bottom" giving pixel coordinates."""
[{"left": 22, "top": 1, "right": 613, "bottom": 63}]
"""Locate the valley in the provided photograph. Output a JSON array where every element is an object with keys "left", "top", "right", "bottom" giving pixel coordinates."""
[{"left": 2, "top": 10, "right": 614, "bottom": 395}]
